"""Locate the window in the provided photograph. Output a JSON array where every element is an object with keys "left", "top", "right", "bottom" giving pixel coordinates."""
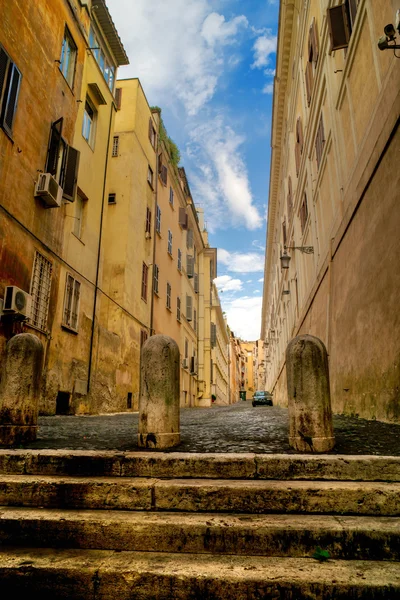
[
  {"left": 160, "top": 164, "right": 168, "bottom": 186},
  {"left": 140, "top": 329, "right": 148, "bottom": 348},
  {"left": 59, "top": 28, "right": 77, "bottom": 88},
  {"left": 156, "top": 205, "right": 161, "bottom": 234},
  {"left": 148, "top": 118, "right": 156, "bottom": 148},
  {"left": 177, "top": 248, "right": 182, "bottom": 272},
  {"left": 305, "top": 18, "right": 319, "bottom": 106},
  {"left": 45, "top": 118, "right": 80, "bottom": 201},
  {"left": 115, "top": 88, "right": 122, "bottom": 110},
  {"left": 0, "top": 43, "right": 22, "bottom": 138},
  {"left": 294, "top": 117, "right": 304, "bottom": 177},
  {"left": 177, "top": 296, "right": 181, "bottom": 321},
  {"left": 169, "top": 187, "right": 174, "bottom": 206},
  {"left": 73, "top": 191, "right": 86, "bottom": 237},
  {"left": 82, "top": 97, "right": 96, "bottom": 147},
  {"left": 141, "top": 262, "right": 148, "bottom": 301},
  {"left": 108, "top": 193, "right": 116, "bottom": 204},
  {"left": 287, "top": 177, "right": 293, "bottom": 221},
  {"left": 166, "top": 282, "right": 171, "bottom": 310},
  {"left": 62, "top": 273, "right": 80, "bottom": 331},
  {"left": 179, "top": 207, "right": 188, "bottom": 229},
  {"left": 145, "top": 207, "right": 151, "bottom": 235},
  {"left": 153, "top": 264, "right": 159, "bottom": 294},
  {"left": 184, "top": 338, "right": 189, "bottom": 359},
  {"left": 211, "top": 322, "right": 217, "bottom": 347},
  {"left": 327, "top": 1, "right": 359, "bottom": 51},
  {"left": 194, "top": 273, "right": 199, "bottom": 293},
  {"left": 300, "top": 193, "right": 309, "bottom": 234},
  {"left": 186, "top": 295, "right": 193, "bottom": 321},
  {"left": 315, "top": 114, "right": 325, "bottom": 169},
  {"left": 89, "top": 25, "right": 116, "bottom": 91},
  {"left": 147, "top": 165, "right": 154, "bottom": 188},
  {"left": 193, "top": 309, "right": 197, "bottom": 333},
  {"left": 282, "top": 219, "right": 287, "bottom": 246},
  {"left": 167, "top": 230, "right": 173, "bottom": 255},
  {"left": 112, "top": 135, "right": 119, "bottom": 157},
  {"left": 30, "top": 251, "right": 52, "bottom": 331},
  {"left": 187, "top": 229, "right": 194, "bottom": 249},
  {"left": 186, "top": 255, "right": 194, "bottom": 278}
]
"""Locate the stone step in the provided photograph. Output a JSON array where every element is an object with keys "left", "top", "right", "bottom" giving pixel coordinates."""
[
  {"left": 0, "top": 507, "right": 399, "bottom": 560},
  {"left": 1, "top": 450, "right": 399, "bottom": 481},
  {"left": 0, "top": 547, "right": 399, "bottom": 599},
  {"left": 1, "top": 475, "right": 400, "bottom": 515}
]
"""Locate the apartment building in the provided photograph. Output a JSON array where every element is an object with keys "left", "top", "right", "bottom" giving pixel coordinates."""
[
  {"left": 261, "top": 0, "right": 400, "bottom": 422},
  {"left": 0, "top": 0, "right": 129, "bottom": 415}
]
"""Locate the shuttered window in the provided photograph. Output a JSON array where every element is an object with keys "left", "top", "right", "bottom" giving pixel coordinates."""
[
  {"left": 177, "top": 296, "right": 181, "bottom": 321},
  {"left": 179, "top": 207, "right": 188, "bottom": 229},
  {"left": 0, "top": 43, "right": 22, "bottom": 138},
  {"left": 177, "top": 248, "right": 182, "bottom": 272},
  {"left": 186, "top": 295, "right": 193, "bottom": 321},
  {"left": 169, "top": 187, "right": 174, "bottom": 206},
  {"left": 282, "top": 219, "right": 287, "bottom": 246},
  {"left": 187, "top": 229, "right": 194, "bottom": 249},
  {"left": 166, "top": 282, "right": 171, "bottom": 310},
  {"left": 287, "top": 177, "right": 293, "bottom": 221},
  {"left": 148, "top": 118, "right": 156, "bottom": 148},
  {"left": 211, "top": 322, "right": 217, "bottom": 347},
  {"left": 193, "top": 309, "right": 197, "bottom": 333},
  {"left": 147, "top": 166, "right": 154, "bottom": 188},
  {"left": 153, "top": 264, "right": 159, "bottom": 295},
  {"left": 115, "top": 88, "right": 122, "bottom": 110},
  {"left": 160, "top": 165, "right": 168, "bottom": 186},
  {"left": 295, "top": 117, "right": 304, "bottom": 177},
  {"left": 63, "top": 273, "right": 81, "bottom": 331},
  {"left": 315, "top": 114, "right": 326, "bottom": 169},
  {"left": 45, "top": 118, "right": 80, "bottom": 201},
  {"left": 300, "top": 193, "right": 309, "bottom": 234},
  {"left": 167, "top": 230, "right": 173, "bottom": 255},
  {"left": 186, "top": 255, "right": 194, "bottom": 278},
  {"left": 112, "top": 135, "right": 119, "bottom": 157},
  {"left": 327, "top": 4, "right": 351, "bottom": 51},
  {"left": 156, "top": 205, "right": 161, "bottom": 234},
  {"left": 141, "top": 262, "right": 148, "bottom": 301},
  {"left": 145, "top": 207, "right": 152, "bottom": 235}
]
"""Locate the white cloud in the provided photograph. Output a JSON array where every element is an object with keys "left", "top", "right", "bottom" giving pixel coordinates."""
[
  {"left": 188, "top": 117, "right": 262, "bottom": 230},
  {"left": 223, "top": 296, "right": 262, "bottom": 340},
  {"left": 252, "top": 33, "right": 277, "bottom": 69},
  {"left": 252, "top": 239, "right": 265, "bottom": 251},
  {"left": 214, "top": 275, "right": 243, "bottom": 292},
  {"left": 201, "top": 13, "right": 248, "bottom": 46},
  {"left": 112, "top": 0, "right": 249, "bottom": 115},
  {"left": 262, "top": 82, "right": 274, "bottom": 94},
  {"left": 218, "top": 249, "right": 265, "bottom": 272},
  {"left": 258, "top": 277, "right": 264, "bottom": 282}
]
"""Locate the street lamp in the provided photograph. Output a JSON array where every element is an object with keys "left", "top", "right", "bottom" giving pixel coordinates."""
[{"left": 280, "top": 245, "right": 314, "bottom": 269}]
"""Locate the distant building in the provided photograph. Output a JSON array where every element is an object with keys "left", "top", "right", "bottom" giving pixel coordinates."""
[{"left": 261, "top": 0, "right": 400, "bottom": 422}]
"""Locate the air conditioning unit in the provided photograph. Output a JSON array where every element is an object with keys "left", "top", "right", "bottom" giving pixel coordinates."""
[
  {"left": 3, "top": 286, "right": 32, "bottom": 317},
  {"left": 34, "top": 173, "right": 63, "bottom": 208},
  {"left": 182, "top": 358, "right": 188, "bottom": 369}
]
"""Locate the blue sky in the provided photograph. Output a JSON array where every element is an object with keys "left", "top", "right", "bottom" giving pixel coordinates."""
[{"left": 110, "top": 0, "right": 279, "bottom": 340}]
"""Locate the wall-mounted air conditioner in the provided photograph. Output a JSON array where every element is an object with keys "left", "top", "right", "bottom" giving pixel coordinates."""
[
  {"left": 34, "top": 173, "right": 63, "bottom": 208},
  {"left": 3, "top": 286, "right": 32, "bottom": 317}
]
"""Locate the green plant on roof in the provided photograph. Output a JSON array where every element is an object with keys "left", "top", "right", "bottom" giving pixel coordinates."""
[
  {"left": 312, "top": 547, "right": 330, "bottom": 562},
  {"left": 150, "top": 106, "right": 181, "bottom": 169}
]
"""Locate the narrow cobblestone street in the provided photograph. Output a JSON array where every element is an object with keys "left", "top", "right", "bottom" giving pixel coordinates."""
[{"left": 24, "top": 402, "right": 400, "bottom": 455}]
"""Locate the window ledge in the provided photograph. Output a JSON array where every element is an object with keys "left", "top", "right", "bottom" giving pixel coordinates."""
[
  {"left": 166, "top": 306, "right": 172, "bottom": 312},
  {"left": 61, "top": 323, "right": 78, "bottom": 335},
  {"left": 168, "top": 252, "right": 173, "bottom": 258}
]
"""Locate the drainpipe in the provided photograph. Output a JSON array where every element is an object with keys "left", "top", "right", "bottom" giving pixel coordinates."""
[
  {"left": 87, "top": 101, "right": 114, "bottom": 392},
  {"left": 149, "top": 111, "right": 159, "bottom": 336}
]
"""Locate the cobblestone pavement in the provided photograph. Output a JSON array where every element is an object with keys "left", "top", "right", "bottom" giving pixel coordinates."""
[{"left": 23, "top": 401, "right": 400, "bottom": 455}]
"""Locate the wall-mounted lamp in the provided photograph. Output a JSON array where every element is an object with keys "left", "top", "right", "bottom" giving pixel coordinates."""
[{"left": 280, "top": 245, "right": 314, "bottom": 269}]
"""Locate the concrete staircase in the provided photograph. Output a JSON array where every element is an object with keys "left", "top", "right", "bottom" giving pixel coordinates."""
[{"left": 0, "top": 450, "right": 399, "bottom": 598}]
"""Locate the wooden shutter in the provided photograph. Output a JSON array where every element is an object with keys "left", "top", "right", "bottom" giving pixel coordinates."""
[
  {"left": 161, "top": 164, "right": 167, "bottom": 186},
  {"left": 327, "top": 5, "right": 350, "bottom": 51},
  {"left": 62, "top": 146, "right": 80, "bottom": 201},
  {"left": 186, "top": 255, "right": 194, "bottom": 278},
  {"left": 0, "top": 46, "right": 10, "bottom": 105},
  {"left": 315, "top": 114, "right": 325, "bottom": 169},
  {"left": 194, "top": 273, "right": 199, "bottom": 293},
  {"left": 211, "top": 322, "right": 217, "bottom": 347},
  {"left": 186, "top": 295, "right": 192, "bottom": 321},
  {"left": 46, "top": 118, "right": 63, "bottom": 176},
  {"left": 187, "top": 229, "right": 194, "bottom": 248},
  {"left": 141, "top": 263, "right": 148, "bottom": 300},
  {"left": 295, "top": 142, "right": 301, "bottom": 177},
  {"left": 2, "top": 63, "right": 21, "bottom": 136},
  {"left": 282, "top": 220, "right": 287, "bottom": 246},
  {"left": 177, "top": 296, "right": 181, "bottom": 321},
  {"left": 179, "top": 207, "right": 188, "bottom": 229},
  {"left": 158, "top": 153, "right": 163, "bottom": 174},
  {"left": 115, "top": 87, "right": 122, "bottom": 110},
  {"left": 145, "top": 207, "right": 152, "bottom": 233},
  {"left": 153, "top": 264, "right": 159, "bottom": 294},
  {"left": 296, "top": 117, "right": 304, "bottom": 153},
  {"left": 305, "top": 61, "right": 313, "bottom": 106}
]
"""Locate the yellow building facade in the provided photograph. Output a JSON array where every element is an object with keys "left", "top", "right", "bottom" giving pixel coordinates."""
[
  {"left": 210, "top": 284, "right": 230, "bottom": 405},
  {"left": 262, "top": 0, "right": 400, "bottom": 422}
]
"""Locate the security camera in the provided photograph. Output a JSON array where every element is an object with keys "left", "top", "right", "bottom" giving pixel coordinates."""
[
  {"left": 378, "top": 35, "right": 389, "bottom": 50},
  {"left": 384, "top": 23, "right": 396, "bottom": 41}
]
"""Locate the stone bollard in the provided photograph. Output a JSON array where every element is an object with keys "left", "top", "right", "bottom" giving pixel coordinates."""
[
  {"left": 138, "top": 334, "right": 180, "bottom": 449},
  {"left": 0, "top": 333, "right": 44, "bottom": 446},
  {"left": 286, "top": 334, "right": 335, "bottom": 452}
]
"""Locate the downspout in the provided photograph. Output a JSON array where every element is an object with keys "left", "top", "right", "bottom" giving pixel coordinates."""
[
  {"left": 87, "top": 100, "right": 114, "bottom": 392},
  {"left": 149, "top": 112, "right": 159, "bottom": 336}
]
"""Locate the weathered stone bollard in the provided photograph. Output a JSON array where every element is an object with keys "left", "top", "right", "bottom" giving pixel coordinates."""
[
  {"left": 138, "top": 334, "right": 180, "bottom": 449},
  {"left": 286, "top": 334, "right": 335, "bottom": 452},
  {"left": 0, "top": 333, "right": 44, "bottom": 446}
]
